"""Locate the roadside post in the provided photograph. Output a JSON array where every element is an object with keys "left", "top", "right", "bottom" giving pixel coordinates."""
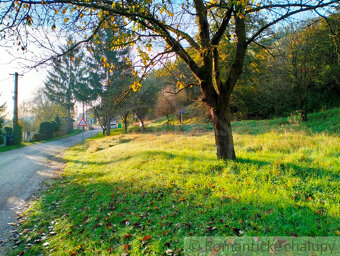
[
  {"left": 89, "top": 114, "right": 94, "bottom": 130},
  {"left": 180, "top": 110, "right": 184, "bottom": 123},
  {"left": 78, "top": 118, "right": 87, "bottom": 145}
]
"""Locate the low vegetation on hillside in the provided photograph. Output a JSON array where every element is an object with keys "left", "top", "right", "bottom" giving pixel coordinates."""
[{"left": 9, "top": 109, "right": 339, "bottom": 255}]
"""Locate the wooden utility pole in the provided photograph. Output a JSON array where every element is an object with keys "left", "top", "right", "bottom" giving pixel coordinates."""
[
  {"left": 10, "top": 72, "right": 23, "bottom": 144},
  {"left": 13, "top": 72, "right": 19, "bottom": 124}
]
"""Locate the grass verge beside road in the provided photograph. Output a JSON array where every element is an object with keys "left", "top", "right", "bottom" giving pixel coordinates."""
[
  {"left": 0, "top": 129, "right": 82, "bottom": 153},
  {"left": 9, "top": 109, "right": 340, "bottom": 255}
]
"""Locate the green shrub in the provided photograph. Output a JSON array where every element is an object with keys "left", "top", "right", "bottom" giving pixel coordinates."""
[
  {"left": 32, "top": 133, "right": 42, "bottom": 141},
  {"left": 54, "top": 115, "right": 61, "bottom": 133},
  {"left": 39, "top": 121, "right": 58, "bottom": 140},
  {"left": 13, "top": 122, "right": 22, "bottom": 145},
  {"left": 4, "top": 127, "right": 12, "bottom": 135}
]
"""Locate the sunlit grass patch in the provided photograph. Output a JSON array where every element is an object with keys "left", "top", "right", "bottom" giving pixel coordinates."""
[{"left": 9, "top": 109, "right": 340, "bottom": 255}]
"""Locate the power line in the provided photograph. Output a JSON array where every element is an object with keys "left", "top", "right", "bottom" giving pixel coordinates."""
[
  {"left": 0, "top": 73, "right": 23, "bottom": 84},
  {"left": 0, "top": 77, "right": 12, "bottom": 84}
]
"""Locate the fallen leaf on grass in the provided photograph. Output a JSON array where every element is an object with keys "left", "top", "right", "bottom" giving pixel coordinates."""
[
  {"left": 142, "top": 235, "right": 151, "bottom": 241},
  {"left": 123, "top": 244, "right": 130, "bottom": 251},
  {"left": 206, "top": 226, "right": 217, "bottom": 232},
  {"left": 83, "top": 216, "right": 90, "bottom": 224},
  {"left": 166, "top": 248, "right": 174, "bottom": 255},
  {"left": 232, "top": 227, "right": 244, "bottom": 236},
  {"left": 123, "top": 234, "right": 132, "bottom": 240}
]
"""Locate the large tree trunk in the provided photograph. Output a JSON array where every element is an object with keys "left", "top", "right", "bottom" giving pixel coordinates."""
[{"left": 209, "top": 106, "right": 236, "bottom": 160}]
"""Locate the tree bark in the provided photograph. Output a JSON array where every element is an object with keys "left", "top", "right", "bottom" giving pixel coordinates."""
[
  {"left": 297, "top": 85, "right": 308, "bottom": 122},
  {"left": 124, "top": 116, "right": 128, "bottom": 133},
  {"left": 122, "top": 112, "right": 128, "bottom": 133},
  {"left": 139, "top": 117, "right": 145, "bottom": 131},
  {"left": 67, "top": 108, "right": 72, "bottom": 134},
  {"left": 105, "top": 115, "right": 111, "bottom": 136},
  {"left": 124, "top": 120, "right": 128, "bottom": 133},
  {"left": 134, "top": 110, "right": 145, "bottom": 132},
  {"left": 301, "top": 98, "right": 308, "bottom": 122},
  {"left": 301, "top": 111, "right": 308, "bottom": 122},
  {"left": 209, "top": 105, "right": 236, "bottom": 160}
]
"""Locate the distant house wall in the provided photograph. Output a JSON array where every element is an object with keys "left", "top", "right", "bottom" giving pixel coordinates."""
[{"left": 22, "top": 131, "right": 35, "bottom": 142}]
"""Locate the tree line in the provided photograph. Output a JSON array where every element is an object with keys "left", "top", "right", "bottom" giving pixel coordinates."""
[
  {"left": 14, "top": 12, "right": 339, "bottom": 143},
  {"left": 0, "top": 0, "right": 338, "bottom": 160}
]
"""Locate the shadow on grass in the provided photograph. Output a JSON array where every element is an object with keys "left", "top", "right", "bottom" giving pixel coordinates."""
[
  {"left": 237, "top": 157, "right": 339, "bottom": 181},
  {"left": 10, "top": 174, "right": 338, "bottom": 255},
  {"left": 63, "top": 155, "right": 134, "bottom": 166}
]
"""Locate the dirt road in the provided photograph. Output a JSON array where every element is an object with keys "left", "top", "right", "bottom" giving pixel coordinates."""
[{"left": 0, "top": 129, "right": 100, "bottom": 253}]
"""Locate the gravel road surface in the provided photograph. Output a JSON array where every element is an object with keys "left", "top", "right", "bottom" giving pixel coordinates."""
[{"left": 0, "top": 129, "right": 100, "bottom": 253}]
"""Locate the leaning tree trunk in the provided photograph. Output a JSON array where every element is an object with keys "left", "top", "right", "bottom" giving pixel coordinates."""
[
  {"left": 134, "top": 110, "right": 145, "bottom": 132},
  {"left": 139, "top": 117, "right": 145, "bottom": 132},
  {"left": 209, "top": 106, "right": 236, "bottom": 160}
]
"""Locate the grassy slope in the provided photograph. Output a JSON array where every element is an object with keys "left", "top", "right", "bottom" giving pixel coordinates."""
[
  {"left": 10, "top": 109, "right": 340, "bottom": 255},
  {"left": 0, "top": 129, "right": 82, "bottom": 153}
]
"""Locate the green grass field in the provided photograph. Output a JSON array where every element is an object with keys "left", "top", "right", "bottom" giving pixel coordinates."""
[{"left": 10, "top": 109, "right": 340, "bottom": 255}]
